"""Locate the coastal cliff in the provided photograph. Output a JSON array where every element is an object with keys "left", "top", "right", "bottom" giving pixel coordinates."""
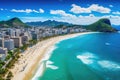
[{"left": 86, "top": 18, "right": 117, "bottom": 32}]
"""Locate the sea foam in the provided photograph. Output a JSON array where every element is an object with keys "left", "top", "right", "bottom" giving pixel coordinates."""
[
  {"left": 77, "top": 52, "right": 120, "bottom": 71},
  {"left": 105, "top": 43, "right": 111, "bottom": 46},
  {"left": 32, "top": 63, "right": 44, "bottom": 80},
  {"left": 46, "top": 60, "right": 59, "bottom": 70},
  {"left": 77, "top": 52, "right": 97, "bottom": 64},
  {"left": 42, "top": 46, "right": 57, "bottom": 61},
  {"left": 32, "top": 46, "right": 57, "bottom": 80},
  {"left": 98, "top": 60, "right": 120, "bottom": 70}
]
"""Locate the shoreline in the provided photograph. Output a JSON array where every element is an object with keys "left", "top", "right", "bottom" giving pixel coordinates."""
[{"left": 11, "top": 32, "right": 94, "bottom": 80}]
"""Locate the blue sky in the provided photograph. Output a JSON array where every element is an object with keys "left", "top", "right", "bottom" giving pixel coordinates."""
[{"left": 0, "top": 0, "right": 120, "bottom": 25}]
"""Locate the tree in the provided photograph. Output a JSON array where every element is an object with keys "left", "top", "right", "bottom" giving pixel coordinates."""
[
  {"left": 0, "top": 76, "right": 4, "bottom": 80},
  {"left": 20, "top": 44, "right": 28, "bottom": 51},
  {"left": 0, "top": 60, "right": 5, "bottom": 68},
  {"left": 8, "top": 51, "right": 13, "bottom": 55},
  {"left": 6, "top": 71, "right": 13, "bottom": 80},
  {"left": 5, "top": 55, "right": 11, "bottom": 61},
  {"left": 0, "top": 68, "right": 7, "bottom": 74}
]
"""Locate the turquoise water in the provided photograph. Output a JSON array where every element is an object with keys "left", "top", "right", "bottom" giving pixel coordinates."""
[{"left": 35, "top": 32, "right": 120, "bottom": 80}]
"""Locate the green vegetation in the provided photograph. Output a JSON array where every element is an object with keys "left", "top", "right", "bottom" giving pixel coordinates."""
[
  {"left": 6, "top": 49, "right": 20, "bottom": 68},
  {"left": 5, "top": 51, "right": 14, "bottom": 61},
  {"left": 0, "top": 61, "right": 7, "bottom": 79},
  {"left": 0, "top": 68, "right": 8, "bottom": 74},
  {"left": 86, "top": 18, "right": 117, "bottom": 32},
  {"left": 0, "top": 61, "right": 5, "bottom": 68},
  {"left": 5, "top": 55, "right": 11, "bottom": 61},
  {"left": 29, "top": 39, "right": 38, "bottom": 46},
  {"left": 20, "top": 44, "right": 29, "bottom": 51},
  {"left": 0, "top": 68, "right": 8, "bottom": 79},
  {"left": 0, "top": 17, "right": 30, "bottom": 28},
  {"left": 0, "top": 49, "right": 20, "bottom": 79},
  {"left": 6, "top": 71, "right": 13, "bottom": 80},
  {"left": 0, "top": 38, "right": 38, "bottom": 79}
]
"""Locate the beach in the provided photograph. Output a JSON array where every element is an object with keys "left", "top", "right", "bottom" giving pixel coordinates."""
[{"left": 11, "top": 32, "right": 90, "bottom": 80}]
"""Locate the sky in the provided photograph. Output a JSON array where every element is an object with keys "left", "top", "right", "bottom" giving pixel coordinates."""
[{"left": 0, "top": 0, "right": 120, "bottom": 25}]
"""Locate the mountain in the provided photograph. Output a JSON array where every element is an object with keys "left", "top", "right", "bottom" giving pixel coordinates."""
[
  {"left": 85, "top": 18, "right": 117, "bottom": 32},
  {"left": 0, "top": 17, "right": 29, "bottom": 28},
  {"left": 26, "top": 20, "right": 72, "bottom": 27},
  {"left": 0, "top": 17, "right": 117, "bottom": 32}
]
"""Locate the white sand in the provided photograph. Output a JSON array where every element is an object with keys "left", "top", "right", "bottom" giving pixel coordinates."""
[{"left": 11, "top": 32, "right": 92, "bottom": 80}]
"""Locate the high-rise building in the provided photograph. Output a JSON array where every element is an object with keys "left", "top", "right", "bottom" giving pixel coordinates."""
[
  {"left": 11, "top": 37, "right": 22, "bottom": 48},
  {"left": 4, "top": 35, "right": 10, "bottom": 40},
  {"left": 8, "top": 29, "right": 15, "bottom": 37},
  {"left": 0, "top": 47, "right": 7, "bottom": 55},
  {"left": 31, "top": 31, "right": 39, "bottom": 40},
  {"left": 0, "top": 38, "right": 4, "bottom": 48},
  {"left": 27, "top": 31, "right": 32, "bottom": 40},
  {"left": 4, "top": 39, "right": 14, "bottom": 50},
  {"left": 15, "top": 29, "right": 21, "bottom": 37},
  {"left": 21, "top": 36, "right": 28, "bottom": 44}
]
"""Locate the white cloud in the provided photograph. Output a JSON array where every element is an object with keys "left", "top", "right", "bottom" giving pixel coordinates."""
[
  {"left": 89, "top": 14, "right": 95, "bottom": 17},
  {"left": 50, "top": 10, "right": 75, "bottom": 17},
  {"left": 50, "top": 10, "right": 120, "bottom": 25},
  {"left": 112, "top": 11, "right": 120, "bottom": 15},
  {"left": 50, "top": 10, "right": 65, "bottom": 15},
  {"left": 109, "top": 5, "right": 113, "bottom": 7},
  {"left": 50, "top": 10, "right": 99, "bottom": 25},
  {"left": 21, "top": 14, "right": 120, "bottom": 25},
  {"left": 11, "top": 9, "right": 32, "bottom": 13},
  {"left": 50, "top": 10, "right": 97, "bottom": 24},
  {"left": 0, "top": 8, "right": 8, "bottom": 11},
  {"left": 70, "top": 4, "right": 111, "bottom": 14},
  {"left": 50, "top": 9, "right": 120, "bottom": 25},
  {"left": 32, "top": 9, "right": 39, "bottom": 13},
  {"left": 0, "top": 8, "right": 3, "bottom": 10},
  {"left": 19, "top": 8, "right": 120, "bottom": 25},
  {"left": 21, "top": 17, "right": 50, "bottom": 22},
  {"left": 104, "top": 15, "right": 120, "bottom": 25},
  {"left": 105, "top": 15, "right": 120, "bottom": 25},
  {"left": 11, "top": 9, "right": 44, "bottom": 13},
  {"left": 89, "top": 4, "right": 111, "bottom": 13},
  {"left": 24, "top": 9, "right": 33, "bottom": 13},
  {"left": 39, "top": 8, "right": 44, "bottom": 13},
  {"left": 70, "top": 4, "right": 91, "bottom": 13}
]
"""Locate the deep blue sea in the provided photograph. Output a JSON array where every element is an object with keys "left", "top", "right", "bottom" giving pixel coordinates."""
[{"left": 33, "top": 32, "right": 120, "bottom": 80}]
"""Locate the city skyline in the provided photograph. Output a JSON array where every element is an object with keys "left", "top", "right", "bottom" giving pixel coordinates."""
[{"left": 0, "top": 0, "right": 120, "bottom": 25}]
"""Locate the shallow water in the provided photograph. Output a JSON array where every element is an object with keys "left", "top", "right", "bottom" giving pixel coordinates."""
[{"left": 34, "top": 32, "right": 120, "bottom": 80}]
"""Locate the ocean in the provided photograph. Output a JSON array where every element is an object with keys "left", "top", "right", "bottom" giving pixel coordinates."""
[{"left": 32, "top": 32, "right": 120, "bottom": 80}]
